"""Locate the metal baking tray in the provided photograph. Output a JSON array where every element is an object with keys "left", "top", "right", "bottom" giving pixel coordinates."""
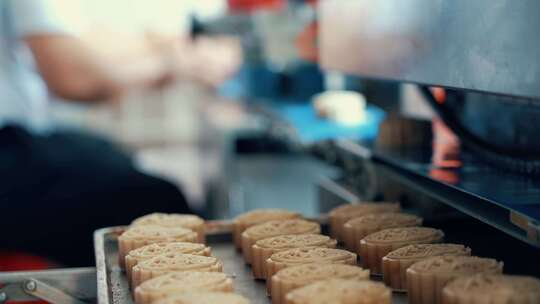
[{"left": 94, "top": 222, "right": 407, "bottom": 304}]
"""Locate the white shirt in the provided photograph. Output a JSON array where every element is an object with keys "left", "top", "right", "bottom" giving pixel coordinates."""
[
  {"left": 0, "top": 0, "right": 76, "bottom": 133},
  {"left": 0, "top": 0, "right": 220, "bottom": 134}
]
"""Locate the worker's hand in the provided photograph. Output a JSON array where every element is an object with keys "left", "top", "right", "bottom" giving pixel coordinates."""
[
  {"left": 186, "top": 36, "right": 242, "bottom": 87},
  {"left": 146, "top": 34, "right": 241, "bottom": 88},
  {"left": 144, "top": 33, "right": 185, "bottom": 89}
]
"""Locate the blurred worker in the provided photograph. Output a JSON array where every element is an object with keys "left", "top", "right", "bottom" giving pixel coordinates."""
[{"left": 0, "top": 0, "right": 239, "bottom": 266}]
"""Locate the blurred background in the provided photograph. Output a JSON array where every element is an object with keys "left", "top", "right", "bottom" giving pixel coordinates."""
[
  {"left": 1, "top": 0, "right": 540, "bottom": 280},
  {"left": 0, "top": 0, "right": 343, "bottom": 269},
  {"left": 48, "top": 0, "right": 328, "bottom": 213},
  {"left": 34, "top": 0, "right": 341, "bottom": 218}
]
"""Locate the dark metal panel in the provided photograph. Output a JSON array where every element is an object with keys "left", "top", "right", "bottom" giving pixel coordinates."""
[
  {"left": 319, "top": 0, "right": 540, "bottom": 99},
  {"left": 335, "top": 138, "right": 540, "bottom": 248}
]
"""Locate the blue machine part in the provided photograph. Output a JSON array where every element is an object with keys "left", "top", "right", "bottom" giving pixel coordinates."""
[{"left": 270, "top": 102, "right": 386, "bottom": 144}]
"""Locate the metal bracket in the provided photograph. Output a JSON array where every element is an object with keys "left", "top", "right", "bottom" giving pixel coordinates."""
[
  {"left": 22, "top": 279, "right": 88, "bottom": 304},
  {"left": 0, "top": 267, "right": 95, "bottom": 303}
]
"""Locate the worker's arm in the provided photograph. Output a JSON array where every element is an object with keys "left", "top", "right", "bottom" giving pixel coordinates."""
[{"left": 25, "top": 34, "right": 174, "bottom": 102}]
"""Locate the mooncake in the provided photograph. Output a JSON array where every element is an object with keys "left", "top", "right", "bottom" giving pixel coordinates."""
[
  {"left": 271, "top": 264, "right": 369, "bottom": 304},
  {"left": 442, "top": 274, "right": 540, "bottom": 304},
  {"left": 251, "top": 234, "right": 336, "bottom": 279},
  {"left": 118, "top": 225, "right": 197, "bottom": 268},
  {"left": 328, "top": 202, "right": 400, "bottom": 241},
  {"left": 233, "top": 209, "right": 300, "bottom": 250},
  {"left": 406, "top": 256, "right": 503, "bottom": 304},
  {"left": 134, "top": 271, "right": 232, "bottom": 304},
  {"left": 131, "top": 213, "right": 205, "bottom": 243},
  {"left": 285, "top": 279, "right": 391, "bottom": 304},
  {"left": 359, "top": 227, "right": 444, "bottom": 275},
  {"left": 125, "top": 242, "right": 211, "bottom": 287},
  {"left": 241, "top": 219, "right": 320, "bottom": 264},
  {"left": 343, "top": 213, "right": 422, "bottom": 252},
  {"left": 131, "top": 253, "right": 222, "bottom": 288}
]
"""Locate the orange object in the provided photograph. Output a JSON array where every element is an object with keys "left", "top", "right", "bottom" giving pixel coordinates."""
[
  {"left": 295, "top": 21, "right": 319, "bottom": 62},
  {"left": 429, "top": 87, "right": 446, "bottom": 104},
  {"left": 0, "top": 252, "right": 53, "bottom": 304},
  {"left": 432, "top": 117, "right": 461, "bottom": 169},
  {"left": 228, "top": 0, "right": 284, "bottom": 12},
  {"left": 0, "top": 252, "right": 54, "bottom": 272},
  {"left": 428, "top": 168, "right": 459, "bottom": 184}
]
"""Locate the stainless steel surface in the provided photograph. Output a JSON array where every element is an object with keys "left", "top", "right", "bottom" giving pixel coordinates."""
[
  {"left": 318, "top": 176, "right": 361, "bottom": 211},
  {"left": 211, "top": 236, "right": 269, "bottom": 304},
  {"left": 94, "top": 227, "right": 122, "bottom": 304},
  {"left": 0, "top": 284, "right": 25, "bottom": 302},
  {"left": 319, "top": 0, "right": 540, "bottom": 100},
  {"left": 95, "top": 227, "right": 407, "bottom": 304},
  {"left": 216, "top": 154, "right": 339, "bottom": 220},
  {"left": 0, "top": 268, "right": 96, "bottom": 303},
  {"left": 23, "top": 279, "right": 88, "bottom": 304}
]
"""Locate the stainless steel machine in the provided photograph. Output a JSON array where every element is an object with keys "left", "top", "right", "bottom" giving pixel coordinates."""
[{"left": 317, "top": 0, "right": 540, "bottom": 276}]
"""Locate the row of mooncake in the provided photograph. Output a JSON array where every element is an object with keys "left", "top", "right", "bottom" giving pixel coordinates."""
[
  {"left": 232, "top": 206, "right": 540, "bottom": 304},
  {"left": 116, "top": 213, "right": 250, "bottom": 304},
  {"left": 232, "top": 209, "right": 390, "bottom": 304}
]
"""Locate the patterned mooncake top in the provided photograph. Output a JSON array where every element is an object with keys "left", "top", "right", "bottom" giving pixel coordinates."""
[
  {"left": 275, "top": 263, "right": 369, "bottom": 284},
  {"left": 385, "top": 244, "right": 470, "bottom": 260},
  {"left": 127, "top": 242, "right": 208, "bottom": 260},
  {"left": 234, "top": 209, "right": 299, "bottom": 225},
  {"left": 344, "top": 213, "right": 422, "bottom": 229},
  {"left": 255, "top": 234, "right": 335, "bottom": 249},
  {"left": 153, "top": 292, "right": 249, "bottom": 304},
  {"left": 135, "top": 253, "right": 220, "bottom": 272},
  {"left": 286, "top": 279, "right": 391, "bottom": 304},
  {"left": 269, "top": 247, "right": 356, "bottom": 264},
  {"left": 329, "top": 203, "right": 400, "bottom": 218},
  {"left": 131, "top": 213, "right": 204, "bottom": 229},
  {"left": 119, "top": 225, "right": 196, "bottom": 242},
  {"left": 408, "top": 256, "right": 503, "bottom": 275},
  {"left": 363, "top": 227, "right": 444, "bottom": 244},
  {"left": 137, "top": 272, "right": 229, "bottom": 293},
  {"left": 443, "top": 274, "right": 540, "bottom": 302},
  {"left": 243, "top": 220, "right": 320, "bottom": 240}
]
